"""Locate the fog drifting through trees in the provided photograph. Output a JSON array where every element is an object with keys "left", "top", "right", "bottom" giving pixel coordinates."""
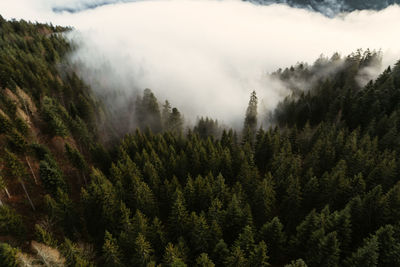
[{"left": 2, "top": 0, "right": 400, "bottom": 127}]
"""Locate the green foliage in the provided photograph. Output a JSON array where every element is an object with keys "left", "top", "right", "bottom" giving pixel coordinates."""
[
  {"left": 163, "top": 243, "right": 187, "bottom": 267},
  {"left": 3, "top": 17, "right": 400, "bottom": 267},
  {"left": 194, "top": 117, "right": 220, "bottom": 139},
  {"left": 344, "top": 236, "right": 379, "bottom": 267},
  {"left": 259, "top": 217, "right": 286, "bottom": 264},
  {"left": 41, "top": 96, "right": 69, "bottom": 137},
  {"left": 195, "top": 253, "right": 215, "bottom": 267},
  {"left": 61, "top": 238, "right": 93, "bottom": 267},
  {"left": 0, "top": 113, "right": 12, "bottom": 134},
  {"left": 65, "top": 143, "right": 88, "bottom": 172},
  {"left": 225, "top": 246, "right": 247, "bottom": 267},
  {"left": 248, "top": 241, "right": 270, "bottom": 267},
  {"left": 39, "top": 154, "right": 66, "bottom": 195},
  {"left": 285, "top": 259, "right": 308, "bottom": 267},
  {"left": 0, "top": 175, "right": 7, "bottom": 191},
  {"left": 242, "top": 90, "right": 258, "bottom": 143},
  {"left": 136, "top": 89, "right": 162, "bottom": 133},
  {"left": 102, "top": 231, "right": 124, "bottom": 267},
  {"left": 29, "top": 142, "right": 51, "bottom": 160},
  {"left": 44, "top": 189, "right": 78, "bottom": 236},
  {"left": 3, "top": 149, "right": 27, "bottom": 180},
  {"left": 0, "top": 205, "right": 25, "bottom": 238},
  {"left": 131, "top": 233, "right": 155, "bottom": 266},
  {"left": 0, "top": 243, "right": 19, "bottom": 267},
  {"left": 34, "top": 224, "right": 58, "bottom": 247},
  {"left": 7, "top": 129, "right": 27, "bottom": 153},
  {"left": 14, "top": 117, "right": 28, "bottom": 136}
]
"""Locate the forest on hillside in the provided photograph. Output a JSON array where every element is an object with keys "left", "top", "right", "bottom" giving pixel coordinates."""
[{"left": 1, "top": 16, "right": 400, "bottom": 267}]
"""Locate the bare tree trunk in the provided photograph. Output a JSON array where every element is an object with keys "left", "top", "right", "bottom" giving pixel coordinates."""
[
  {"left": 19, "top": 178, "right": 35, "bottom": 211},
  {"left": 4, "top": 187, "right": 11, "bottom": 198},
  {"left": 22, "top": 98, "right": 30, "bottom": 116},
  {"left": 26, "top": 156, "right": 38, "bottom": 184}
]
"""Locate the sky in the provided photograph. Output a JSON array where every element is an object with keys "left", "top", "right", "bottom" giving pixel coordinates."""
[{"left": 1, "top": 0, "right": 400, "bottom": 126}]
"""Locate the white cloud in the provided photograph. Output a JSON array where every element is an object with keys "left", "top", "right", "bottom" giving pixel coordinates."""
[{"left": 1, "top": 0, "right": 400, "bottom": 126}]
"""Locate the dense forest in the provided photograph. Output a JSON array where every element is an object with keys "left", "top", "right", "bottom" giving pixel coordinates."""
[{"left": 1, "top": 16, "right": 400, "bottom": 267}]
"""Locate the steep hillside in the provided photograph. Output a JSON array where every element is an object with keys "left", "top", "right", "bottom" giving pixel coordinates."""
[{"left": 0, "top": 16, "right": 110, "bottom": 265}]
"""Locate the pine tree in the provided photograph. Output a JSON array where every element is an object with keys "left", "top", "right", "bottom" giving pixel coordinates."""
[
  {"left": 61, "top": 238, "right": 92, "bottom": 266},
  {"left": 316, "top": 231, "right": 340, "bottom": 267},
  {"left": 163, "top": 243, "right": 187, "bottom": 267},
  {"left": 39, "top": 154, "right": 67, "bottom": 196},
  {"left": 248, "top": 241, "right": 270, "bottom": 267},
  {"left": 259, "top": 217, "right": 286, "bottom": 265},
  {"left": 212, "top": 239, "right": 229, "bottom": 267},
  {"left": 162, "top": 100, "right": 172, "bottom": 129},
  {"left": 242, "top": 90, "right": 258, "bottom": 143},
  {"left": 285, "top": 259, "right": 308, "bottom": 267},
  {"left": 169, "top": 108, "right": 184, "bottom": 135},
  {"left": 81, "top": 169, "right": 120, "bottom": 238},
  {"left": 3, "top": 149, "right": 35, "bottom": 210},
  {"left": 132, "top": 233, "right": 155, "bottom": 267},
  {"left": 65, "top": 143, "right": 88, "bottom": 184},
  {"left": 195, "top": 253, "right": 215, "bottom": 267},
  {"left": 0, "top": 242, "right": 19, "bottom": 267},
  {"left": 0, "top": 205, "right": 26, "bottom": 238},
  {"left": 102, "top": 231, "right": 124, "bottom": 267},
  {"left": 136, "top": 88, "right": 162, "bottom": 133},
  {"left": 224, "top": 194, "right": 248, "bottom": 244},
  {"left": 169, "top": 190, "right": 189, "bottom": 241},
  {"left": 225, "top": 246, "right": 247, "bottom": 267},
  {"left": 234, "top": 225, "right": 255, "bottom": 256},
  {"left": 148, "top": 217, "right": 167, "bottom": 259},
  {"left": 375, "top": 225, "right": 400, "bottom": 267},
  {"left": 344, "top": 236, "right": 379, "bottom": 267},
  {"left": 384, "top": 181, "right": 400, "bottom": 225},
  {"left": 188, "top": 212, "right": 211, "bottom": 257},
  {"left": 252, "top": 177, "right": 276, "bottom": 226}
]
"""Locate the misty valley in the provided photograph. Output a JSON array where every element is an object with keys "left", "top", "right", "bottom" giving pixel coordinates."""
[{"left": 1, "top": 0, "right": 400, "bottom": 267}]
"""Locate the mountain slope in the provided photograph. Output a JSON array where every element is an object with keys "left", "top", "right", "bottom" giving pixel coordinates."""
[{"left": 1, "top": 17, "right": 400, "bottom": 267}]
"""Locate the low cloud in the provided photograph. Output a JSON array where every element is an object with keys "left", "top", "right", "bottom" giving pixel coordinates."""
[{"left": 1, "top": 1, "right": 400, "bottom": 127}]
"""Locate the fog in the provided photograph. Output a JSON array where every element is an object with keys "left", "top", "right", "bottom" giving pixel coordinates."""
[{"left": 1, "top": 0, "right": 400, "bottom": 127}]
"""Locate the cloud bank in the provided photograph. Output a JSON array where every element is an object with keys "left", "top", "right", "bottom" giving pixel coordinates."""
[{"left": 1, "top": 0, "right": 400, "bottom": 127}]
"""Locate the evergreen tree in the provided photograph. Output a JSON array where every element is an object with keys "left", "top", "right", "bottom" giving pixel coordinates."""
[
  {"left": 242, "top": 90, "right": 258, "bottom": 143},
  {"left": 248, "top": 241, "right": 270, "bottom": 267},
  {"left": 169, "top": 190, "right": 189, "bottom": 241},
  {"left": 195, "top": 253, "right": 215, "bottom": 267},
  {"left": 163, "top": 243, "right": 187, "bottom": 267},
  {"left": 259, "top": 217, "right": 286, "bottom": 264},
  {"left": 285, "top": 259, "right": 308, "bottom": 267},
  {"left": 212, "top": 239, "right": 229, "bottom": 267},
  {"left": 375, "top": 225, "right": 400, "bottom": 267},
  {"left": 132, "top": 233, "right": 155, "bottom": 267},
  {"left": 344, "top": 236, "right": 379, "bottom": 267},
  {"left": 0, "top": 243, "right": 19, "bottom": 267},
  {"left": 102, "top": 231, "right": 124, "bottom": 267}
]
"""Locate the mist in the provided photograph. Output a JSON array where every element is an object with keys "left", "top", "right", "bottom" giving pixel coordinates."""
[{"left": 2, "top": 0, "right": 400, "bottom": 128}]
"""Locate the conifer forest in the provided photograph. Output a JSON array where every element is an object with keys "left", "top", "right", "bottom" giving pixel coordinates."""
[{"left": 1, "top": 1, "right": 400, "bottom": 266}]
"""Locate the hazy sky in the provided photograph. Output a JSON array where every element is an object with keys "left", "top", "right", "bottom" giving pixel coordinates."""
[{"left": 1, "top": 0, "right": 400, "bottom": 126}]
